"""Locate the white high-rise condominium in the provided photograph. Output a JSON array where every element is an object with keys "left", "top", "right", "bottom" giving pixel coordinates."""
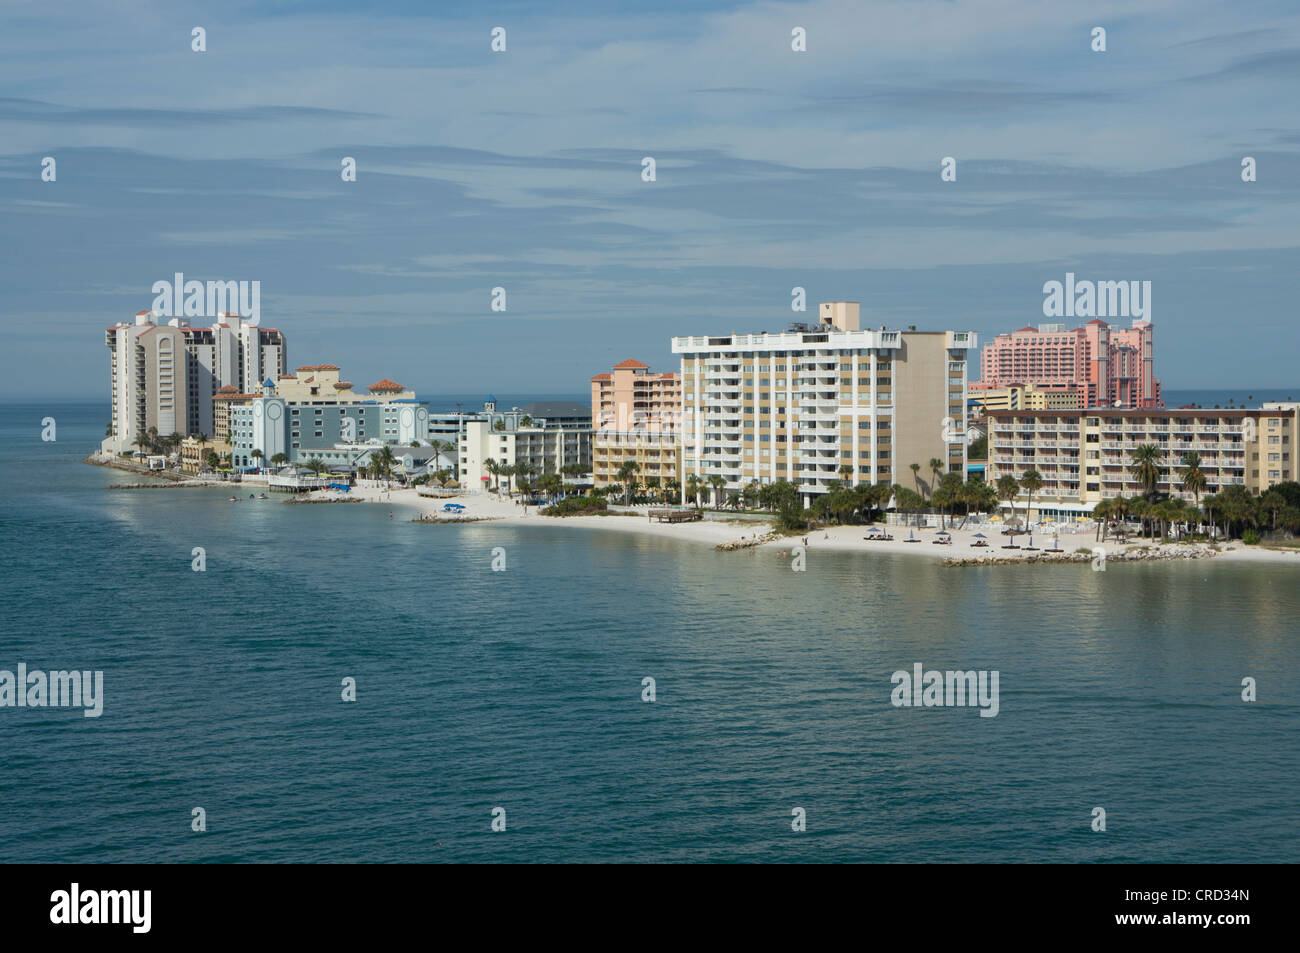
[
  {"left": 101, "top": 310, "right": 286, "bottom": 455},
  {"left": 672, "top": 302, "right": 977, "bottom": 507}
]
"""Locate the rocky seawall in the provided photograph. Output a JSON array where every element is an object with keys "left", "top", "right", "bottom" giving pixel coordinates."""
[
  {"left": 716, "top": 532, "right": 781, "bottom": 551},
  {"left": 943, "top": 543, "right": 1224, "bottom": 567}
]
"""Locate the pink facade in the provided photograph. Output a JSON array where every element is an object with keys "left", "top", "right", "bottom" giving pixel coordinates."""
[{"left": 978, "top": 319, "right": 1161, "bottom": 409}]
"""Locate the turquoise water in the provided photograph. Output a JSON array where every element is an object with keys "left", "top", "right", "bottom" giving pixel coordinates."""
[{"left": 2, "top": 402, "right": 1298, "bottom": 863}]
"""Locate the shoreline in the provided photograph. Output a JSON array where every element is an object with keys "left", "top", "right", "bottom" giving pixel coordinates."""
[
  {"left": 85, "top": 456, "right": 1300, "bottom": 566},
  {"left": 330, "top": 483, "right": 1300, "bottom": 566}
]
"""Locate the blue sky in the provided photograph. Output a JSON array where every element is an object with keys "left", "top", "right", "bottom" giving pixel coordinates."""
[{"left": 2, "top": 0, "right": 1298, "bottom": 399}]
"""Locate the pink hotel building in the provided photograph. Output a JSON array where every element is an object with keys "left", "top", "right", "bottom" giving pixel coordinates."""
[{"left": 974, "top": 319, "right": 1161, "bottom": 410}]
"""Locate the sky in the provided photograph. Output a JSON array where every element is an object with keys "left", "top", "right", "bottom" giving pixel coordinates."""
[{"left": 1, "top": 0, "right": 1298, "bottom": 400}]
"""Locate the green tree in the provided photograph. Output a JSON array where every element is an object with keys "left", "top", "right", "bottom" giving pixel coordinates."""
[
  {"left": 707, "top": 474, "right": 726, "bottom": 508},
  {"left": 1019, "top": 469, "right": 1043, "bottom": 529},
  {"left": 371, "top": 445, "right": 397, "bottom": 487},
  {"left": 617, "top": 459, "right": 641, "bottom": 505},
  {"left": 996, "top": 474, "right": 1020, "bottom": 522},
  {"left": 1128, "top": 443, "right": 1164, "bottom": 499},
  {"left": 1179, "top": 451, "right": 1207, "bottom": 507},
  {"left": 929, "top": 457, "right": 944, "bottom": 501}
]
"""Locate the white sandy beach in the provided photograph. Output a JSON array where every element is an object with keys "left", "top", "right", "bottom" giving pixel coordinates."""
[{"left": 308, "top": 484, "right": 1300, "bottom": 565}]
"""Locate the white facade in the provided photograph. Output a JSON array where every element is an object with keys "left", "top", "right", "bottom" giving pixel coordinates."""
[
  {"left": 102, "top": 310, "right": 286, "bottom": 454},
  {"left": 672, "top": 309, "right": 976, "bottom": 504}
]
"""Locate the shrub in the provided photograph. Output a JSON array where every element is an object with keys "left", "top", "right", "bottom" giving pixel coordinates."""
[
  {"left": 1242, "top": 529, "right": 1261, "bottom": 545},
  {"left": 541, "top": 497, "right": 608, "bottom": 517}
]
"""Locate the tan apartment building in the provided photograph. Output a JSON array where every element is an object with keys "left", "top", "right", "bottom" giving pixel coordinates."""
[
  {"left": 985, "top": 406, "right": 1296, "bottom": 519},
  {"left": 671, "top": 302, "right": 977, "bottom": 505},
  {"left": 179, "top": 436, "right": 230, "bottom": 473},
  {"left": 590, "top": 359, "right": 682, "bottom": 492},
  {"left": 213, "top": 386, "right": 258, "bottom": 443},
  {"left": 969, "top": 382, "right": 1083, "bottom": 416}
]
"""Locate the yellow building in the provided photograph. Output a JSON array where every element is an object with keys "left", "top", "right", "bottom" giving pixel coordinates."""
[
  {"left": 590, "top": 359, "right": 682, "bottom": 494},
  {"left": 179, "top": 436, "right": 230, "bottom": 473},
  {"left": 970, "top": 382, "right": 1082, "bottom": 415},
  {"left": 985, "top": 406, "right": 1296, "bottom": 519}
]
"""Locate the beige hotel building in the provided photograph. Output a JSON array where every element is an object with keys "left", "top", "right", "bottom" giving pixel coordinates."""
[
  {"left": 671, "top": 302, "right": 977, "bottom": 505},
  {"left": 590, "top": 359, "right": 682, "bottom": 491},
  {"left": 985, "top": 404, "right": 1297, "bottom": 519}
]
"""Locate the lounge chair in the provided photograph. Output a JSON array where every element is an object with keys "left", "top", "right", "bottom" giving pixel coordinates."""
[{"left": 970, "top": 541, "right": 989, "bottom": 548}]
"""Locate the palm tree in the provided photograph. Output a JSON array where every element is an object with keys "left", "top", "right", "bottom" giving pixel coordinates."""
[
  {"left": 685, "top": 473, "right": 702, "bottom": 508},
  {"left": 1259, "top": 489, "right": 1285, "bottom": 532},
  {"left": 250, "top": 448, "right": 264, "bottom": 470},
  {"left": 305, "top": 457, "right": 328, "bottom": 477},
  {"left": 996, "top": 474, "right": 1020, "bottom": 522},
  {"left": 1093, "top": 499, "right": 1112, "bottom": 541},
  {"left": 910, "top": 462, "right": 924, "bottom": 499},
  {"left": 1128, "top": 443, "right": 1164, "bottom": 500},
  {"left": 371, "top": 444, "right": 398, "bottom": 487},
  {"left": 514, "top": 461, "right": 537, "bottom": 499},
  {"left": 838, "top": 464, "right": 853, "bottom": 484},
  {"left": 929, "top": 457, "right": 944, "bottom": 501},
  {"left": 1130, "top": 497, "right": 1151, "bottom": 538},
  {"left": 616, "top": 459, "right": 641, "bottom": 504},
  {"left": 1179, "top": 451, "right": 1207, "bottom": 507},
  {"left": 484, "top": 458, "right": 501, "bottom": 493},
  {"left": 270, "top": 452, "right": 289, "bottom": 467},
  {"left": 1019, "top": 469, "right": 1043, "bottom": 531},
  {"left": 932, "top": 486, "right": 953, "bottom": 530},
  {"left": 708, "top": 474, "right": 726, "bottom": 509}
]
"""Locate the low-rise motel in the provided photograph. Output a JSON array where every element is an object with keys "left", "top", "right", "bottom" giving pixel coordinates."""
[
  {"left": 985, "top": 404, "right": 1299, "bottom": 521},
  {"left": 590, "top": 359, "right": 682, "bottom": 493},
  {"left": 671, "top": 302, "right": 977, "bottom": 507}
]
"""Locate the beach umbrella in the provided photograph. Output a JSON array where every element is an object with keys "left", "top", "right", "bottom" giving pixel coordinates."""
[
  {"left": 937, "top": 530, "right": 950, "bottom": 535},
  {"left": 973, "top": 532, "right": 987, "bottom": 539},
  {"left": 908, "top": 529, "right": 916, "bottom": 540}
]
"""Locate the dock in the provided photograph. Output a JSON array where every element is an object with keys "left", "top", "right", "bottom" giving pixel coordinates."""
[{"left": 647, "top": 508, "right": 702, "bottom": 523}]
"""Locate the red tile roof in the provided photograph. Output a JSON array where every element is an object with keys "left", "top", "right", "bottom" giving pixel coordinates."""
[
  {"left": 1087, "top": 318, "right": 1108, "bottom": 326},
  {"left": 216, "top": 385, "right": 239, "bottom": 393},
  {"left": 613, "top": 358, "right": 649, "bottom": 369},
  {"left": 590, "top": 373, "right": 612, "bottom": 381},
  {"left": 368, "top": 379, "right": 405, "bottom": 392}
]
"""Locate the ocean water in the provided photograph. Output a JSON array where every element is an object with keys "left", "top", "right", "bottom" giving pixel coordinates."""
[{"left": 1, "top": 401, "right": 1297, "bottom": 863}]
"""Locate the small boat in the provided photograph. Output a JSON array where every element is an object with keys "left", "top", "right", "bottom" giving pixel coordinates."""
[
  {"left": 259, "top": 493, "right": 268, "bottom": 500},
  {"left": 229, "top": 496, "right": 238, "bottom": 502}
]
